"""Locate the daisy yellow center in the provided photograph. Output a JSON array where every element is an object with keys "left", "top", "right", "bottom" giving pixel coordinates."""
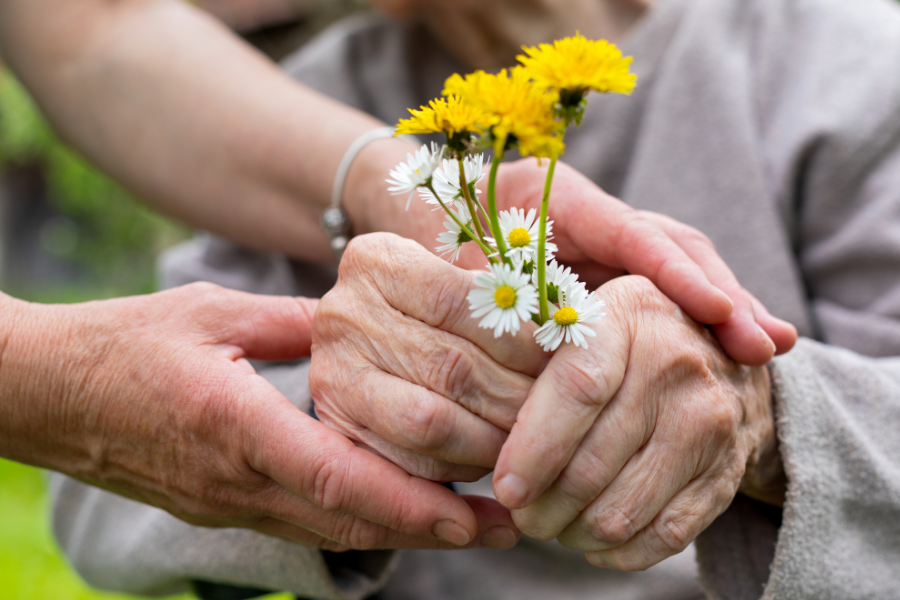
[
  {"left": 508, "top": 228, "right": 531, "bottom": 248},
  {"left": 494, "top": 285, "right": 517, "bottom": 309},
  {"left": 554, "top": 306, "right": 578, "bottom": 326}
]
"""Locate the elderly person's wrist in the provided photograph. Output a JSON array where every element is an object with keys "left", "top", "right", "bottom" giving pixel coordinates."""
[{"left": 738, "top": 367, "right": 787, "bottom": 507}]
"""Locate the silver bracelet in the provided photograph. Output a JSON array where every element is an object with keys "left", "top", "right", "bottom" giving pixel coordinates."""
[{"left": 323, "top": 126, "right": 397, "bottom": 261}]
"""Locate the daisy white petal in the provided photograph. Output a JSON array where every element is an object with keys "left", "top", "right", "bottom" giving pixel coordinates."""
[
  {"left": 533, "top": 284, "right": 606, "bottom": 352},
  {"left": 467, "top": 263, "right": 539, "bottom": 338},
  {"left": 420, "top": 154, "right": 488, "bottom": 210},
  {"left": 435, "top": 205, "right": 474, "bottom": 264},
  {"left": 385, "top": 142, "right": 445, "bottom": 210},
  {"left": 534, "top": 259, "right": 580, "bottom": 304},
  {"left": 487, "top": 208, "right": 558, "bottom": 262}
]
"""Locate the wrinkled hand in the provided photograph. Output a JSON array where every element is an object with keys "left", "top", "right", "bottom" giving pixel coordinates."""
[
  {"left": 310, "top": 233, "right": 544, "bottom": 487},
  {"left": 494, "top": 159, "right": 798, "bottom": 366},
  {"left": 492, "top": 275, "right": 785, "bottom": 570},
  {"left": 0, "top": 284, "right": 516, "bottom": 551}
]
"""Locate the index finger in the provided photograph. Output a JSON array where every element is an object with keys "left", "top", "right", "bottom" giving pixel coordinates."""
[{"left": 492, "top": 302, "right": 631, "bottom": 510}]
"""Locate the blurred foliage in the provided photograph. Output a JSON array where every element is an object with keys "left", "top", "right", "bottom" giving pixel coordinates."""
[
  {"left": 0, "top": 69, "right": 190, "bottom": 301},
  {"left": 0, "top": 462, "right": 296, "bottom": 600},
  {"left": 0, "top": 458, "right": 198, "bottom": 600}
]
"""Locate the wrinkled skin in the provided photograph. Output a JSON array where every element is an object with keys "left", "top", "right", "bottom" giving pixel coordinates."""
[
  {"left": 0, "top": 284, "right": 519, "bottom": 551},
  {"left": 311, "top": 233, "right": 785, "bottom": 569},
  {"left": 492, "top": 275, "right": 784, "bottom": 570}
]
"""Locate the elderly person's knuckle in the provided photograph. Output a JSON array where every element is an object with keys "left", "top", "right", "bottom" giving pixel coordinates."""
[
  {"left": 608, "top": 275, "right": 669, "bottom": 318},
  {"left": 403, "top": 396, "right": 455, "bottom": 453},
  {"left": 338, "top": 235, "right": 386, "bottom": 281},
  {"left": 699, "top": 390, "right": 742, "bottom": 443},
  {"left": 651, "top": 515, "right": 695, "bottom": 555},
  {"left": 559, "top": 452, "right": 614, "bottom": 505},
  {"left": 426, "top": 272, "right": 471, "bottom": 329},
  {"left": 663, "top": 343, "right": 713, "bottom": 383},
  {"left": 589, "top": 506, "right": 640, "bottom": 547},
  {"left": 424, "top": 342, "right": 476, "bottom": 399},
  {"left": 554, "top": 361, "right": 610, "bottom": 412}
]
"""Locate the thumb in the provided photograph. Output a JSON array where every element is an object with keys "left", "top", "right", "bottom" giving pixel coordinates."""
[{"left": 214, "top": 291, "right": 318, "bottom": 361}]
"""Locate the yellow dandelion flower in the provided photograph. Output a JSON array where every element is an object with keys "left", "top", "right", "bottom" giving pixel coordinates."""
[
  {"left": 517, "top": 131, "right": 566, "bottom": 160},
  {"left": 517, "top": 33, "right": 637, "bottom": 97},
  {"left": 443, "top": 69, "right": 563, "bottom": 159},
  {"left": 395, "top": 95, "right": 490, "bottom": 137}
]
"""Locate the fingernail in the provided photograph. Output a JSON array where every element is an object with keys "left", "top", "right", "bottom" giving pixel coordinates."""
[
  {"left": 433, "top": 520, "right": 471, "bottom": 546},
  {"left": 495, "top": 474, "right": 530, "bottom": 508},
  {"left": 586, "top": 552, "right": 608, "bottom": 568},
  {"left": 756, "top": 324, "right": 776, "bottom": 354},
  {"left": 479, "top": 526, "right": 518, "bottom": 550},
  {"left": 718, "top": 288, "right": 735, "bottom": 311}
]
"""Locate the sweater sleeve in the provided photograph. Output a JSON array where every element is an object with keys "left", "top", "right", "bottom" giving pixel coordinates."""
[{"left": 696, "top": 1, "right": 900, "bottom": 597}]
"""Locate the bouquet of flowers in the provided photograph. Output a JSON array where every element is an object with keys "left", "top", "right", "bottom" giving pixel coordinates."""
[{"left": 386, "top": 34, "right": 636, "bottom": 352}]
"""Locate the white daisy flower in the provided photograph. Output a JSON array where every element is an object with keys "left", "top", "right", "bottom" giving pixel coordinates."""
[
  {"left": 420, "top": 154, "right": 487, "bottom": 210},
  {"left": 534, "top": 284, "right": 606, "bottom": 352},
  {"left": 488, "top": 208, "right": 557, "bottom": 262},
  {"left": 435, "top": 205, "right": 474, "bottom": 264},
  {"left": 534, "top": 260, "right": 581, "bottom": 305},
  {"left": 386, "top": 142, "right": 445, "bottom": 210},
  {"left": 468, "top": 263, "right": 539, "bottom": 338}
]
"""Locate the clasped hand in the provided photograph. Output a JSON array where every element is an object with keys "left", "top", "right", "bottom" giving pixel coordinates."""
[{"left": 311, "top": 233, "right": 783, "bottom": 570}]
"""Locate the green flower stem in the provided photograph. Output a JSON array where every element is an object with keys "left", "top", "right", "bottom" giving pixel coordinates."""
[
  {"left": 536, "top": 156, "right": 558, "bottom": 324},
  {"left": 457, "top": 158, "right": 489, "bottom": 246},
  {"left": 426, "top": 182, "right": 497, "bottom": 262},
  {"left": 486, "top": 150, "right": 511, "bottom": 265}
]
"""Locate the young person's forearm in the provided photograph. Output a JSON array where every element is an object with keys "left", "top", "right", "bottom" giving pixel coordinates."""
[{"left": 0, "top": 0, "right": 416, "bottom": 262}]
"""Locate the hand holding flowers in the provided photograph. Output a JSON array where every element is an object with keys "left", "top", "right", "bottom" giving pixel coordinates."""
[
  {"left": 388, "top": 34, "right": 636, "bottom": 352},
  {"left": 311, "top": 233, "right": 784, "bottom": 569},
  {"left": 385, "top": 33, "right": 797, "bottom": 363}
]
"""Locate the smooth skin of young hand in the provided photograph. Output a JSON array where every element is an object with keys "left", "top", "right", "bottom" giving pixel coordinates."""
[{"left": 0, "top": 287, "right": 518, "bottom": 552}]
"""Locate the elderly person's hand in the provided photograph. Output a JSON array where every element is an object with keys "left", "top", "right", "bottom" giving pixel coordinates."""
[
  {"left": 492, "top": 275, "right": 786, "bottom": 570},
  {"left": 309, "top": 233, "right": 544, "bottom": 486},
  {"left": 0, "top": 285, "right": 516, "bottom": 552}
]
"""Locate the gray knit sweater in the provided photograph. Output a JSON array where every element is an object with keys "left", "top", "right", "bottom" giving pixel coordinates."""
[{"left": 51, "top": 0, "right": 900, "bottom": 598}]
